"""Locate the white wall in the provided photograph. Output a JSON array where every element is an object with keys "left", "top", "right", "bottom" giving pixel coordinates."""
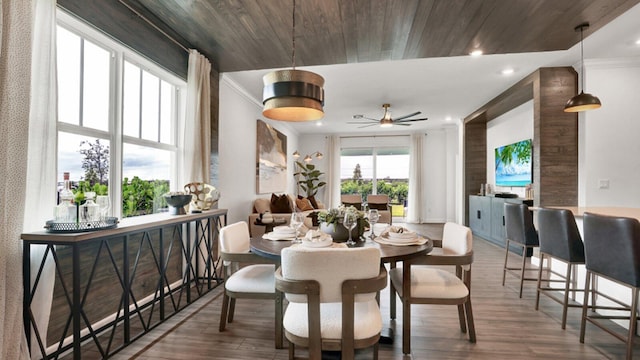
[
  {"left": 424, "top": 129, "right": 457, "bottom": 222},
  {"left": 486, "top": 100, "right": 534, "bottom": 198},
  {"left": 297, "top": 134, "right": 329, "bottom": 204},
  {"left": 218, "top": 76, "right": 299, "bottom": 225},
  {"left": 580, "top": 58, "right": 640, "bottom": 207}
]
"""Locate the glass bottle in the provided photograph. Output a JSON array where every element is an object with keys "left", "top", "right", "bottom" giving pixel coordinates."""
[
  {"left": 82, "top": 191, "right": 100, "bottom": 222},
  {"left": 55, "top": 172, "right": 74, "bottom": 222}
]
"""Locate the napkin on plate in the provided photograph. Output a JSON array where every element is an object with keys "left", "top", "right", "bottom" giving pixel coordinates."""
[
  {"left": 302, "top": 230, "right": 333, "bottom": 247},
  {"left": 384, "top": 226, "right": 418, "bottom": 242}
]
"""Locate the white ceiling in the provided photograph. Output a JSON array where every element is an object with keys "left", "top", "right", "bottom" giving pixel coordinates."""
[{"left": 223, "top": 3, "right": 640, "bottom": 135}]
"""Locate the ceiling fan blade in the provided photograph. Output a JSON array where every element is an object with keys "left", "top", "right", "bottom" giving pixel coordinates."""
[
  {"left": 394, "top": 111, "right": 421, "bottom": 121},
  {"left": 358, "top": 123, "right": 380, "bottom": 128},
  {"left": 395, "top": 117, "right": 429, "bottom": 123},
  {"left": 396, "top": 123, "right": 412, "bottom": 126}
]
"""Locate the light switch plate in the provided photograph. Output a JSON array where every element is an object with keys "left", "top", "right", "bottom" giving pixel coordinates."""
[{"left": 598, "top": 179, "right": 610, "bottom": 189}]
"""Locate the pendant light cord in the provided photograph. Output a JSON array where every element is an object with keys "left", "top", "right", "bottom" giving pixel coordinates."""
[
  {"left": 292, "top": 0, "right": 296, "bottom": 70},
  {"left": 580, "top": 25, "right": 585, "bottom": 92}
]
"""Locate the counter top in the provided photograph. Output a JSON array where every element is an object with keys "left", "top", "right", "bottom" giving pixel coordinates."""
[{"left": 547, "top": 206, "right": 640, "bottom": 222}]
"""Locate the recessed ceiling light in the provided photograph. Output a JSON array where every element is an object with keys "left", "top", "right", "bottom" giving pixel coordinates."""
[
  {"left": 501, "top": 68, "right": 514, "bottom": 75},
  {"left": 636, "top": 38, "right": 640, "bottom": 45},
  {"left": 445, "top": 116, "right": 452, "bottom": 122},
  {"left": 315, "top": 121, "right": 323, "bottom": 126},
  {"left": 470, "top": 50, "right": 483, "bottom": 57}
]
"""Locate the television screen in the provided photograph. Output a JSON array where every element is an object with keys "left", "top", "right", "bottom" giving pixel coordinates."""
[{"left": 495, "top": 139, "right": 532, "bottom": 187}]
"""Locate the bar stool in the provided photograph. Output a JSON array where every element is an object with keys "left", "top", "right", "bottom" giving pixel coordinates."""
[
  {"left": 580, "top": 212, "right": 640, "bottom": 360},
  {"left": 535, "top": 208, "right": 588, "bottom": 329},
  {"left": 503, "top": 203, "right": 539, "bottom": 298}
]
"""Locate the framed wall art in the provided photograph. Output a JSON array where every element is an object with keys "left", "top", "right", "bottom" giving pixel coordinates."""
[{"left": 256, "top": 119, "right": 287, "bottom": 194}]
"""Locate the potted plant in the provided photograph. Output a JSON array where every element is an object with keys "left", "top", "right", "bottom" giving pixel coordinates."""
[
  {"left": 295, "top": 161, "right": 326, "bottom": 197},
  {"left": 317, "top": 205, "right": 368, "bottom": 242}
]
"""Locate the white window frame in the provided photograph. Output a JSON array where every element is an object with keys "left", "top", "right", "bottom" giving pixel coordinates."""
[{"left": 57, "top": 9, "right": 186, "bottom": 219}]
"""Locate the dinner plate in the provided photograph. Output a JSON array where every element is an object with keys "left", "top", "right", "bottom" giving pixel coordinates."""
[
  {"left": 380, "top": 232, "right": 421, "bottom": 244},
  {"left": 374, "top": 236, "right": 428, "bottom": 246},
  {"left": 302, "top": 238, "right": 333, "bottom": 247},
  {"left": 262, "top": 233, "right": 296, "bottom": 241}
]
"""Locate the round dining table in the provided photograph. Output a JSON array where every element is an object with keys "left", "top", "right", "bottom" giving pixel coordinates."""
[
  {"left": 250, "top": 236, "right": 434, "bottom": 263},
  {"left": 250, "top": 235, "right": 434, "bottom": 346}
]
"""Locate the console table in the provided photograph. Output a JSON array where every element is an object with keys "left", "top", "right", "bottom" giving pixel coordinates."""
[{"left": 21, "top": 209, "right": 227, "bottom": 359}]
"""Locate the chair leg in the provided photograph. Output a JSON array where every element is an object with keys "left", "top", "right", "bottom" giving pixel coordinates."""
[
  {"left": 626, "top": 287, "right": 639, "bottom": 360},
  {"left": 580, "top": 270, "right": 592, "bottom": 343},
  {"left": 465, "top": 299, "right": 476, "bottom": 343},
  {"left": 275, "top": 291, "right": 283, "bottom": 349},
  {"left": 561, "top": 262, "right": 572, "bottom": 330},
  {"left": 519, "top": 245, "right": 527, "bottom": 298},
  {"left": 288, "top": 341, "right": 295, "bottom": 360},
  {"left": 402, "top": 299, "right": 411, "bottom": 354},
  {"left": 390, "top": 261, "right": 397, "bottom": 319},
  {"left": 457, "top": 304, "right": 467, "bottom": 333},
  {"left": 227, "top": 298, "right": 236, "bottom": 323},
  {"left": 535, "top": 253, "right": 545, "bottom": 310},
  {"left": 502, "top": 239, "right": 510, "bottom": 286},
  {"left": 219, "top": 292, "right": 229, "bottom": 332},
  {"left": 373, "top": 341, "right": 379, "bottom": 360}
]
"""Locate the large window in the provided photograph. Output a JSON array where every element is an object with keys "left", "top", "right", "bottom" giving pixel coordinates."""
[
  {"left": 340, "top": 147, "right": 409, "bottom": 206},
  {"left": 56, "top": 11, "right": 185, "bottom": 218}
]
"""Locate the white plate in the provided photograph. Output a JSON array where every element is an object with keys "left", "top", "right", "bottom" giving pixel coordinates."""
[
  {"left": 380, "top": 232, "right": 421, "bottom": 244},
  {"left": 262, "top": 233, "right": 296, "bottom": 241},
  {"left": 302, "top": 238, "right": 333, "bottom": 247},
  {"left": 273, "top": 225, "right": 295, "bottom": 234},
  {"left": 374, "top": 236, "right": 428, "bottom": 246}
]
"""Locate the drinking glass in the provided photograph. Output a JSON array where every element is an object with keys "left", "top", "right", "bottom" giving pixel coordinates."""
[
  {"left": 290, "top": 212, "right": 304, "bottom": 244},
  {"left": 96, "top": 195, "right": 110, "bottom": 221},
  {"left": 343, "top": 212, "right": 357, "bottom": 246},
  {"left": 368, "top": 209, "right": 379, "bottom": 240}
]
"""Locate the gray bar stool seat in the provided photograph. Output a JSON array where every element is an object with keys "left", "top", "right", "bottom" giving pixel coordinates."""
[
  {"left": 580, "top": 212, "right": 640, "bottom": 360},
  {"left": 535, "top": 208, "right": 590, "bottom": 329},
  {"left": 503, "top": 203, "right": 539, "bottom": 298}
]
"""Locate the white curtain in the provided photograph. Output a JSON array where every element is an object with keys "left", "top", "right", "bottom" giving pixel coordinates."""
[
  {"left": 407, "top": 133, "right": 424, "bottom": 223},
  {"left": 181, "top": 49, "right": 211, "bottom": 187},
  {"left": 326, "top": 135, "right": 341, "bottom": 208},
  {"left": 23, "top": 0, "right": 58, "bottom": 357},
  {"left": 0, "top": 0, "right": 35, "bottom": 359}
]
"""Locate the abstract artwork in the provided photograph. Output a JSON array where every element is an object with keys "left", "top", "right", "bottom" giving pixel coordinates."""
[{"left": 256, "top": 119, "right": 287, "bottom": 194}]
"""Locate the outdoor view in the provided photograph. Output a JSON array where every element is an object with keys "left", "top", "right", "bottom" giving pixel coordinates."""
[
  {"left": 56, "top": 23, "right": 180, "bottom": 218},
  {"left": 340, "top": 148, "right": 409, "bottom": 216}
]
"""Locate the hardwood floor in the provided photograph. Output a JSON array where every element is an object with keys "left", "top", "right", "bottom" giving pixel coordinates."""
[{"left": 104, "top": 223, "right": 638, "bottom": 359}]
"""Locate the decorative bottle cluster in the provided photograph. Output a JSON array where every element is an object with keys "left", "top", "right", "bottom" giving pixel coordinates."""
[{"left": 55, "top": 172, "right": 75, "bottom": 223}]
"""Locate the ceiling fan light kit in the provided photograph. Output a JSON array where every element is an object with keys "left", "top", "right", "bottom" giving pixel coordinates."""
[
  {"left": 564, "top": 22, "right": 601, "bottom": 113},
  {"left": 262, "top": 0, "right": 325, "bottom": 122}
]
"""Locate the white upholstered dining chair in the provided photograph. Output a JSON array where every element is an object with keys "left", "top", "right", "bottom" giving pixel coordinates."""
[
  {"left": 276, "top": 246, "right": 387, "bottom": 360},
  {"left": 218, "top": 221, "right": 283, "bottom": 347},
  {"left": 389, "top": 222, "right": 476, "bottom": 354}
]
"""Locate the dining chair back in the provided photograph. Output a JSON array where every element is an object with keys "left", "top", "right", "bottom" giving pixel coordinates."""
[
  {"left": 218, "top": 222, "right": 282, "bottom": 348},
  {"left": 276, "top": 246, "right": 387, "bottom": 360},
  {"left": 389, "top": 222, "right": 475, "bottom": 354}
]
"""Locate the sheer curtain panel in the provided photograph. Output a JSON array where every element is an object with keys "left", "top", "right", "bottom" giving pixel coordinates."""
[
  {"left": 181, "top": 49, "right": 212, "bottom": 186},
  {"left": 23, "top": 0, "right": 58, "bottom": 357},
  {"left": 326, "top": 135, "right": 341, "bottom": 208},
  {"left": 407, "top": 133, "right": 424, "bottom": 223}
]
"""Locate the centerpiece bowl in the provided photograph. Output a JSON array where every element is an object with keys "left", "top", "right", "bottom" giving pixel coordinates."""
[{"left": 164, "top": 194, "right": 193, "bottom": 215}]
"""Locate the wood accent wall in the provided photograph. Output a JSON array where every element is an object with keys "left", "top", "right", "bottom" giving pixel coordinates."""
[{"left": 463, "top": 67, "right": 578, "bottom": 225}]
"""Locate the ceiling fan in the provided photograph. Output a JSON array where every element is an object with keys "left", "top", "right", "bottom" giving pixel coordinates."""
[{"left": 348, "top": 103, "right": 428, "bottom": 128}]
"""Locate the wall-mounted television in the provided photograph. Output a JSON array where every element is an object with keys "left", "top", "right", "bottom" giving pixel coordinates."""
[{"left": 495, "top": 139, "right": 532, "bottom": 187}]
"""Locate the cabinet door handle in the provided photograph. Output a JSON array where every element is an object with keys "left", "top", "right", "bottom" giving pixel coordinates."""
[
  {"left": 477, "top": 210, "right": 481, "bottom": 219},
  {"left": 503, "top": 216, "right": 505, "bottom": 226}
]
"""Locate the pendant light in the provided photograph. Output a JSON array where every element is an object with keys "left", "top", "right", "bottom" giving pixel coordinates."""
[
  {"left": 564, "top": 23, "right": 601, "bottom": 112},
  {"left": 262, "top": 0, "right": 325, "bottom": 121}
]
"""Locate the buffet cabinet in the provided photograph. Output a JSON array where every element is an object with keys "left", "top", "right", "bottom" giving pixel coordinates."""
[
  {"left": 468, "top": 195, "right": 532, "bottom": 249},
  {"left": 21, "top": 209, "right": 226, "bottom": 359}
]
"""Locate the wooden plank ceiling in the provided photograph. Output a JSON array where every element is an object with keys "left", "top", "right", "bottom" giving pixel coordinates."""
[{"left": 126, "top": 0, "right": 640, "bottom": 73}]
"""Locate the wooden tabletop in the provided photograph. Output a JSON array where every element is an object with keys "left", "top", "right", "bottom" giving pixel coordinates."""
[{"left": 250, "top": 236, "right": 433, "bottom": 263}]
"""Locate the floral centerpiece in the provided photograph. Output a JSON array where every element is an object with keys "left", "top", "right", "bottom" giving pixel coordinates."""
[{"left": 317, "top": 205, "right": 369, "bottom": 242}]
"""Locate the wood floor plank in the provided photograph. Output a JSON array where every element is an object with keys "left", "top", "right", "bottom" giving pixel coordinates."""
[{"left": 72, "top": 223, "right": 640, "bottom": 359}]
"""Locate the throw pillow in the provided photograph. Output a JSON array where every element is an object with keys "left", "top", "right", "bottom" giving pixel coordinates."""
[
  {"left": 270, "top": 193, "right": 293, "bottom": 213},
  {"left": 368, "top": 203, "right": 388, "bottom": 211},
  {"left": 253, "top": 198, "right": 271, "bottom": 214},
  {"left": 297, "top": 195, "right": 320, "bottom": 209},
  {"left": 295, "top": 198, "right": 314, "bottom": 211}
]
